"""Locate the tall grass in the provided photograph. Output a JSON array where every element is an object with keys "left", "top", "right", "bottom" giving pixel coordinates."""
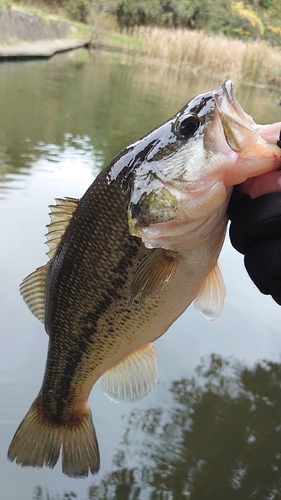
[{"left": 130, "top": 26, "right": 281, "bottom": 89}]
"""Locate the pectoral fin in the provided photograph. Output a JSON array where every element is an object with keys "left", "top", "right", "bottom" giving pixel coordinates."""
[
  {"left": 20, "top": 264, "right": 49, "bottom": 323},
  {"left": 101, "top": 343, "right": 158, "bottom": 403},
  {"left": 129, "top": 248, "right": 178, "bottom": 306},
  {"left": 194, "top": 261, "right": 226, "bottom": 321}
]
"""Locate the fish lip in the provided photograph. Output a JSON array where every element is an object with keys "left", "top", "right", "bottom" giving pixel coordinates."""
[
  {"left": 212, "top": 80, "right": 258, "bottom": 153},
  {"left": 214, "top": 79, "right": 254, "bottom": 127},
  {"left": 214, "top": 79, "right": 233, "bottom": 105},
  {"left": 223, "top": 79, "right": 234, "bottom": 100},
  {"left": 214, "top": 80, "right": 240, "bottom": 117},
  {"left": 218, "top": 79, "right": 235, "bottom": 102}
]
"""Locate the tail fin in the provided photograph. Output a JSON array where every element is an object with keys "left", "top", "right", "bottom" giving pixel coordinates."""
[{"left": 7, "top": 398, "right": 100, "bottom": 478}]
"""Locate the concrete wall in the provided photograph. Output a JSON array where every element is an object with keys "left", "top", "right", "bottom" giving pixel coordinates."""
[{"left": 0, "top": 6, "right": 74, "bottom": 43}]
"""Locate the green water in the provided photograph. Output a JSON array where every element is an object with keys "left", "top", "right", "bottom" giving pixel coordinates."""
[{"left": 1, "top": 48, "right": 281, "bottom": 500}]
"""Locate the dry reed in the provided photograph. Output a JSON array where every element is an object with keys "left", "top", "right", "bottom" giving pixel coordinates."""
[{"left": 131, "top": 26, "right": 281, "bottom": 89}]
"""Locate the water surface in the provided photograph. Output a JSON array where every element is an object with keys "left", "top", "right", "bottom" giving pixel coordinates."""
[{"left": 0, "top": 49, "right": 281, "bottom": 500}]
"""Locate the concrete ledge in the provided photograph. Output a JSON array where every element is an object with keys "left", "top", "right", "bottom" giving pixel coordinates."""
[
  {"left": 0, "top": 38, "right": 89, "bottom": 60},
  {"left": 0, "top": 6, "right": 73, "bottom": 43}
]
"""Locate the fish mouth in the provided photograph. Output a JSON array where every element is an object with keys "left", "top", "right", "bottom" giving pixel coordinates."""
[{"left": 213, "top": 79, "right": 258, "bottom": 153}]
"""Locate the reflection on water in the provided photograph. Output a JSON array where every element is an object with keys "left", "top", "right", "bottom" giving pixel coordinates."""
[
  {"left": 91, "top": 354, "right": 281, "bottom": 499},
  {"left": 33, "top": 487, "right": 77, "bottom": 500},
  {"left": 0, "top": 133, "right": 103, "bottom": 198},
  {"left": 1, "top": 48, "right": 281, "bottom": 500},
  {"left": 33, "top": 354, "right": 281, "bottom": 499}
]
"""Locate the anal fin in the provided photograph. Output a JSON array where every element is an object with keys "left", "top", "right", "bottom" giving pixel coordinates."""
[
  {"left": 101, "top": 343, "right": 158, "bottom": 403},
  {"left": 194, "top": 261, "right": 226, "bottom": 321}
]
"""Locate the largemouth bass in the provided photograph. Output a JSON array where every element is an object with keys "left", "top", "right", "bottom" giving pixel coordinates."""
[{"left": 8, "top": 80, "right": 281, "bottom": 478}]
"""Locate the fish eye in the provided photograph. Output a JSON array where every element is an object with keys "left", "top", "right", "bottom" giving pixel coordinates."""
[{"left": 176, "top": 115, "right": 200, "bottom": 139}]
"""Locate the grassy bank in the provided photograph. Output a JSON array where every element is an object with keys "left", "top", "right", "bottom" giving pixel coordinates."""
[{"left": 123, "top": 26, "right": 281, "bottom": 89}]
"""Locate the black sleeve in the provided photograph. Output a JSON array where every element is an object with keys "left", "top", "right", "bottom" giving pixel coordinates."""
[{"left": 228, "top": 189, "right": 281, "bottom": 305}]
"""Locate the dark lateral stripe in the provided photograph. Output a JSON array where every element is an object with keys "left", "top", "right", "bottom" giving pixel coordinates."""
[{"left": 42, "top": 234, "right": 144, "bottom": 422}]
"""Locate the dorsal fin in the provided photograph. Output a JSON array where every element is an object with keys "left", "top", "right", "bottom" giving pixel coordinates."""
[
  {"left": 45, "top": 197, "right": 79, "bottom": 260},
  {"left": 20, "top": 197, "right": 79, "bottom": 324},
  {"left": 101, "top": 343, "right": 158, "bottom": 403},
  {"left": 20, "top": 264, "right": 49, "bottom": 323},
  {"left": 194, "top": 261, "right": 226, "bottom": 321}
]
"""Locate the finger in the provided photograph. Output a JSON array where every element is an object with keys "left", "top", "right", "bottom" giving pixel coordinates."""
[
  {"left": 240, "top": 171, "right": 281, "bottom": 198},
  {"left": 255, "top": 122, "right": 281, "bottom": 143}
]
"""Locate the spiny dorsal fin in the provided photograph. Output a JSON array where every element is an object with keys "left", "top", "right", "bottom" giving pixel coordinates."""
[
  {"left": 46, "top": 197, "right": 79, "bottom": 260},
  {"left": 101, "top": 343, "right": 158, "bottom": 403},
  {"left": 20, "top": 264, "right": 49, "bottom": 323},
  {"left": 194, "top": 261, "right": 227, "bottom": 321},
  {"left": 129, "top": 248, "right": 178, "bottom": 307}
]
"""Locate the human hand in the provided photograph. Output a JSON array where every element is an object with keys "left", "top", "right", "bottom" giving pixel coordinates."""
[
  {"left": 228, "top": 122, "right": 281, "bottom": 305},
  {"left": 239, "top": 123, "right": 281, "bottom": 198}
]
